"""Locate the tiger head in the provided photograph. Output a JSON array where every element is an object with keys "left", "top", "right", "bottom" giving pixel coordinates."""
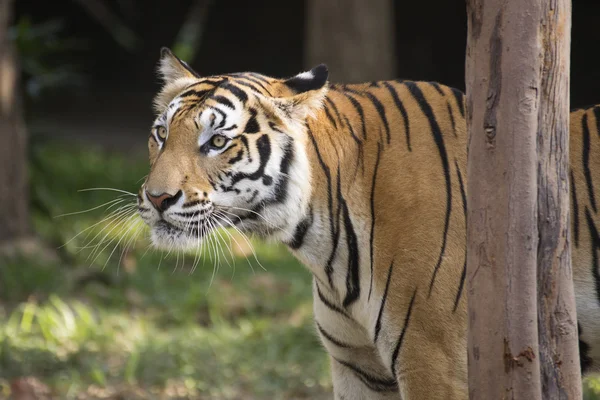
[{"left": 138, "top": 48, "right": 328, "bottom": 250}]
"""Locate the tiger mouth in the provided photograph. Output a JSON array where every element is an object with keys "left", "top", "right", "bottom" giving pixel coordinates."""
[{"left": 155, "top": 219, "right": 209, "bottom": 239}]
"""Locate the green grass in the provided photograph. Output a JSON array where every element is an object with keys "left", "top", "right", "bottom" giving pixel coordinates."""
[
  {"left": 2, "top": 139, "right": 600, "bottom": 399},
  {"left": 0, "top": 140, "right": 331, "bottom": 399}
]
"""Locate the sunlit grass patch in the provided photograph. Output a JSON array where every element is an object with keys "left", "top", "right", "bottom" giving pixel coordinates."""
[{"left": 0, "top": 139, "right": 331, "bottom": 399}]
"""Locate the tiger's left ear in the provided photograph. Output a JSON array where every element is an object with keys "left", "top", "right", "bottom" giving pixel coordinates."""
[
  {"left": 158, "top": 47, "right": 200, "bottom": 83},
  {"left": 153, "top": 47, "right": 200, "bottom": 112},
  {"left": 274, "top": 64, "right": 329, "bottom": 121}
]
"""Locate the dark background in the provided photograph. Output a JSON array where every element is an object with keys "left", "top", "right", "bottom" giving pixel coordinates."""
[{"left": 15, "top": 0, "right": 600, "bottom": 151}]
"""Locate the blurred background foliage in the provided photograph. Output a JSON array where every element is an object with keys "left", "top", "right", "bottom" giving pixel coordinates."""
[{"left": 1, "top": 0, "right": 600, "bottom": 399}]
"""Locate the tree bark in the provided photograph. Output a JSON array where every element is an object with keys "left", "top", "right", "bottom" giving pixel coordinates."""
[
  {"left": 466, "top": 0, "right": 577, "bottom": 398},
  {"left": 536, "top": 1, "right": 581, "bottom": 398},
  {"left": 304, "top": 0, "right": 396, "bottom": 83},
  {"left": 0, "top": 0, "right": 30, "bottom": 243}
]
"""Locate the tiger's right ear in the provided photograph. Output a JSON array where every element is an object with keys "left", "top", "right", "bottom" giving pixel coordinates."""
[
  {"left": 272, "top": 64, "right": 329, "bottom": 122},
  {"left": 158, "top": 47, "right": 200, "bottom": 83},
  {"left": 153, "top": 48, "right": 200, "bottom": 112},
  {"left": 282, "top": 64, "right": 329, "bottom": 95}
]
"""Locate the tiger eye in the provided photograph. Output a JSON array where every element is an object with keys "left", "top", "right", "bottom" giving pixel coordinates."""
[
  {"left": 157, "top": 126, "right": 167, "bottom": 139},
  {"left": 211, "top": 135, "right": 227, "bottom": 148}
]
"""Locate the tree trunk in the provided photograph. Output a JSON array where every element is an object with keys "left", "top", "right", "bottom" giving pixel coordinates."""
[
  {"left": 466, "top": 0, "right": 578, "bottom": 398},
  {"left": 304, "top": 0, "right": 396, "bottom": 83},
  {"left": 0, "top": 0, "right": 29, "bottom": 243},
  {"left": 535, "top": 1, "right": 581, "bottom": 398}
]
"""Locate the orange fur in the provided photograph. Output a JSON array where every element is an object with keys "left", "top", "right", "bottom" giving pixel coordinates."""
[{"left": 138, "top": 50, "right": 600, "bottom": 399}]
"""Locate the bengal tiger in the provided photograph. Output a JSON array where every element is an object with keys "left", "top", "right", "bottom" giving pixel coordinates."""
[{"left": 137, "top": 48, "right": 600, "bottom": 399}]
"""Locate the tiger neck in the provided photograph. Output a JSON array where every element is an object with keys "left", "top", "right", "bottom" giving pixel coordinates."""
[{"left": 284, "top": 110, "right": 372, "bottom": 318}]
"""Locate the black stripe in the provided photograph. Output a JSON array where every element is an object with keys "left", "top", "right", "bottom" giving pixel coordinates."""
[
  {"left": 182, "top": 200, "right": 202, "bottom": 209},
  {"left": 341, "top": 196, "right": 360, "bottom": 308},
  {"left": 382, "top": 82, "right": 411, "bottom": 151},
  {"left": 430, "top": 82, "right": 445, "bottom": 95},
  {"left": 272, "top": 140, "right": 294, "bottom": 203},
  {"left": 288, "top": 206, "right": 313, "bottom": 249},
  {"left": 342, "top": 116, "right": 361, "bottom": 145},
  {"left": 374, "top": 259, "right": 394, "bottom": 342},
  {"left": 571, "top": 170, "right": 580, "bottom": 248},
  {"left": 173, "top": 210, "right": 206, "bottom": 218},
  {"left": 221, "top": 124, "right": 237, "bottom": 132},
  {"left": 343, "top": 115, "right": 365, "bottom": 178},
  {"left": 335, "top": 358, "right": 398, "bottom": 393},
  {"left": 232, "top": 79, "right": 263, "bottom": 94},
  {"left": 451, "top": 88, "right": 465, "bottom": 117},
  {"left": 246, "top": 139, "right": 294, "bottom": 219},
  {"left": 211, "top": 95, "right": 235, "bottom": 110},
  {"left": 454, "top": 160, "right": 467, "bottom": 312},
  {"left": 248, "top": 73, "right": 271, "bottom": 85},
  {"left": 594, "top": 106, "right": 600, "bottom": 138},
  {"left": 244, "top": 108, "right": 260, "bottom": 134},
  {"left": 447, "top": 103, "right": 457, "bottom": 136},
  {"left": 583, "top": 113, "right": 597, "bottom": 213},
  {"left": 212, "top": 108, "right": 228, "bottom": 129},
  {"left": 221, "top": 82, "right": 248, "bottom": 104},
  {"left": 323, "top": 100, "right": 338, "bottom": 129},
  {"left": 368, "top": 142, "right": 382, "bottom": 300},
  {"left": 585, "top": 207, "right": 600, "bottom": 306},
  {"left": 344, "top": 93, "right": 368, "bottom": 139},
  {"left": 343, "top": 86, "right": 365, "bottom": 96},
  {"left": 391, "top": 289, "right": 417, "bottom": 377},
  {"left": 180, "top": 88, "right": 212, "bottom": 99},
  {"left": 227, "top": 134, "right": 270, "bottom": 186},
  {"left": 238, "top": 135, "right": 250, "bottom": 156},
  {"left": 171, "top": 103, "right": 196, "bottom": 121},
  {"left": 247, "top": 189, "right": 259, "bottom": 203},
  {"left": 307, "top": 127, "right": 338, "bottom": 289},
  {"left": 316, "top": 282, "right": 350, "bottom": 318},
  {"left": 325, "top": 96, "right": 344, "bottom": 125},
  {"left": 405, "top": 82, "right": 453, "bottom": 297},
  {"left": 365, "top": 92, "right": 391, "bottom": 144},
  {"left": 317, "top": 322, "right": 353, "bottom": 348},
  {"left": 238, "top": 75, "right": 272, "bottom": 95},
  {"left": 228, "top": 148, "right": 245, "bottom": 165}
]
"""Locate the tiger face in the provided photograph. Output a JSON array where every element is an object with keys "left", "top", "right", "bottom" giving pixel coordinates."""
[{"left": 138, "top": 48, "right": 328, "bottom": 250}]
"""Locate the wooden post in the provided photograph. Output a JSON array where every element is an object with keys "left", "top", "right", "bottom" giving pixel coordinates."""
[
  {"left": 536, "top": 1, "right": 581, "bottom": 398},
  {"left": 304, "top": 0, "right": 396, "bottom": 83},
  {"left": 0, "top": 0, "right": 29, "bottom": 243},
  {"left": 466, "top": 0, "right": 578, "bottom": 398}
]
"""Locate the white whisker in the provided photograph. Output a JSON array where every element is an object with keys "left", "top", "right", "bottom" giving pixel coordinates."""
[
  {"left": 53, "top": 197, "right": 126, "bottom": 219},
  {"left": 59, "top": 202, "right": 136, "bottom": 250},
  {"left": 78, "top": 187, "right": 137, "bottom": 196},
  {"left": 213, "top": 211, "right": 266, "bottom": 273}
]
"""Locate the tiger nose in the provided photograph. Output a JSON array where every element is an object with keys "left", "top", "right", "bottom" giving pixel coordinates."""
[{"left": 145, "top": 190, "right": 182, "bottom": 212}]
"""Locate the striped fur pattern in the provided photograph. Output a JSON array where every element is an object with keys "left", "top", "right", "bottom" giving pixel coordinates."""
[{"left": 138, "top": 48, "right": 600, "bottom": 399}]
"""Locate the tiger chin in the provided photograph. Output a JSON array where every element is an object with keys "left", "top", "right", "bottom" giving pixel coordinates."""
[{"left": 137, "top": 48, "right": 600, "bottom": 399}]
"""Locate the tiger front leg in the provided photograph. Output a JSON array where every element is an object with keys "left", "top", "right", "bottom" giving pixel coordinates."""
[
  {"left": 313, "top": 281, "right": 402, "bottom": 399},
  {"left": 329, "top": 355, "right": 400, "bottom": 400},
  {"left": 382, "top": 297, "right": 468, "bottom": 400}
]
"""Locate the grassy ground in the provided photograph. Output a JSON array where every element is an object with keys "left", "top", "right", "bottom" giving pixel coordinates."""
[
  {"left": 0, "top": 140, "right": 331, "bottom": 399},
  {"left": 1, "top": 139, "right": 600, "bottom": 399}
]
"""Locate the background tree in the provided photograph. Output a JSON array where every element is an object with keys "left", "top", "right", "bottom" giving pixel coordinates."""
[
  {"left": 304, "top": 0, "right": 396, "bottom": 83},
  {"left": 0, "top": 0, "right": 29, "bottom": 244},
  {"left": 466, "top": 0, "right": 580, "bottom": 398}
]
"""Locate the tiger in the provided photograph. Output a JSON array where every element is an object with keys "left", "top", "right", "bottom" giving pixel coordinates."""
[{"left": 137, "top": 47, "right": 600, "bottom": 399}]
